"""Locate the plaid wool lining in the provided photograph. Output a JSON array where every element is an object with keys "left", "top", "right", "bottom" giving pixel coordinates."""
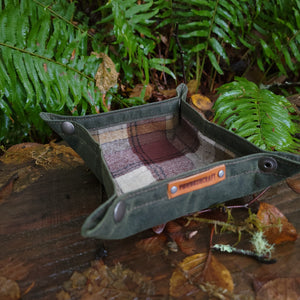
[{"left": 90, "top": 114, "right": 235, "bottom": 194}]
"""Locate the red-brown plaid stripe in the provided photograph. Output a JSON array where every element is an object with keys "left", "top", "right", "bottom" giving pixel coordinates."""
[{"left": 89, "top": 114, "right": 234, "bottom": 194}]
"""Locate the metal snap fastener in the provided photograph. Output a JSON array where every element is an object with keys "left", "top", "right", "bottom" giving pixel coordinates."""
[
  {"left": 114, "top": 201, "right": 126, "bottom": 223},
  {"left": 258, "top": 157, "right": 278, "bottom": 173},
  {"left": 218, "top": 170, "right": 225, "bottom": 178},
  {"left": 170, "top": 186, "right": 178, "bottom": 194},
  {"left": 61, "top": 121, "right": 75, "bottom": 135}
]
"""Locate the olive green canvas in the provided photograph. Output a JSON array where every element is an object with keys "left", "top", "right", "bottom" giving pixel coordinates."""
[{"left": 40, "top": 84, "right": 300, "bottom": 239}]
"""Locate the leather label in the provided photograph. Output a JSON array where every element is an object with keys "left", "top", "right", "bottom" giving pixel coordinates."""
[{"left": 167, "top": 164, "right": 226, "bottom": 199}]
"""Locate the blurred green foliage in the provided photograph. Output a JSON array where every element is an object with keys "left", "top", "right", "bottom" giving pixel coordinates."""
[
  {"left": 0, "top": 0, "right": 299, "bottom": 147},
  {"left": 214, "top": 77, "right": 300, "bottom": 152}
]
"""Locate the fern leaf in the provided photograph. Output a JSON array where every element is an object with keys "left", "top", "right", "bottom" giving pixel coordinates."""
[
  {"left": 214, "top": 77, "right": 300, "bottom": 152},
  {"left": 0, "top": 0, "right": 107, "bottom": 144},
  {"left": 289, "top": 40, "right": 300, "bottom": 62},
  {"left": 174, "top": 0, "right": 241, "bottom": 80},
  {"left": 13, "top": 52, "right": 35, "bottom": 107},
  {"left": 209, "top": 37, "right": 229, "bottom": 63},
  {"left": 207, "top": 50, "right": 223, "bottom": 75}
]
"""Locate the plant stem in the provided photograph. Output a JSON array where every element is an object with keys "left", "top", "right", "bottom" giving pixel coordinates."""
[{"left": 0, "top": 43, "right": 94, "bottom": 82}]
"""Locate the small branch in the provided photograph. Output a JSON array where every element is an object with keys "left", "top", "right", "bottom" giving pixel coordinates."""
[
  {"left": 225, "top": 186, "right": 271, "bottom": 210},
  {"left": 212, "top": 244, "right": 276, "bottom": 264},
  {"left": 201, "top": 226, "right": 215, "bottom": 281}
]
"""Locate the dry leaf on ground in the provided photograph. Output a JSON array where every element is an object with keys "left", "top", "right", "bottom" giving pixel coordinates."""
[
  {"left": 172, "top": 234, "right": 197, "bottom": 255},
  {"left": 0, "top": 276, "right": 20, "bottom": 300},
  {"left": 57, "top": 260, "right": 154, "bottom": 300},
  {"left": 286, "top": 173, "right": 300, "bottom": 193},
  {"left": 257, "top": 202, "right": 297, "bottom": 244},
  {"left": 158, "top": 88, "right": 177, "bottom": 98},
  {"left": 169, "top": 253, "right": 233, "bottom": 299},
  {"left": 256, "top": 277, "right": 300, "bottom": 300},
  {"left": 191, "top": 94, "right": 213, "bottom": 111},
  {"left": 129, "top": 84, "right": 153, "bottom": 101},
  {"left": 92, "top": 52, "right": 118, "bottom": 93},
  {"left": 187, "top": 79, "right": 198, "bottom": 95},
  {"left": 135, "top": 235, "right": 167, "bottom": 254}
]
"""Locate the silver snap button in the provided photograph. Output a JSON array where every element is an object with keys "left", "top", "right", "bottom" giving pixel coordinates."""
[
  {"left": 170, "top": 186, "right": 178, "bottom": 194},
  {"left": 218, "top": 170, "right": 225, "bottom": 178},
  {"left": 114, "top": 201, "right": 126, "bottom": 223},
  {"left": 61, "top": 121, "right": 75, "bottom": 135}
]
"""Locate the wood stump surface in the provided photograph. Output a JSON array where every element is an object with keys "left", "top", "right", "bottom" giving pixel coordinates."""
[{"left": 0, "top": 143, "right": 299, "bottom": 299}]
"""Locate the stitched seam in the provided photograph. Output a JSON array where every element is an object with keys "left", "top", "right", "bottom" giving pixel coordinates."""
[{"left": 128, "top": 196, "right": 169, "bottom": 212}]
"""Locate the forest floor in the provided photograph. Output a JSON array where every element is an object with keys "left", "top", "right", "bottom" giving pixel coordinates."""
[{"left": 0, "top": 142, "right": 299, "bottom": 300}]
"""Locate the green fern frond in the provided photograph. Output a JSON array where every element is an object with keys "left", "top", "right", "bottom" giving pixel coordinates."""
[
  {"left": 170, "top": 0, "right": 244, "bottom": 85},
  {"left": 213, "top": 77, "right": 300, "bottom": 152},
  {"left": 103, "top": 0, "right": 175, "bottom": 83},
  {"left": 0, "top": 0, "right": 105, "bottom": 145},
  {"left": 241, "top": 0, "right": 300, "bottom": 76}
]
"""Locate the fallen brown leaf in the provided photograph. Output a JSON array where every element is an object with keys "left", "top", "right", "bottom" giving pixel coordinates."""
[
  {"left": 92, "top": 52, "right": 119, "bottom": 94},
  {"left": 191, "top": 94, "right": 213, "bottom": 111},
  {"left": 169, "top": 253, "right": 233, "bottom": 298},
  {"left": 158, "top": 88, "right": 177, "bottom": 98},
  {"left": 165, "top": 221, "right": 182, "bottom": 233},
  {"left": 172, "top": 233, "right": 197, "bottom": 255},
  {"left": 56, "top": 290, "right": 71, "bottom": 300},
  {"left": 135, "top": 235, "right": 167, "bottom": 254},
  {"left": 257, "top": 202, "right": 297, "bottom": 244},
  {"left": 129, "top": 84, "right": 153, "bottom": 101},
  {"left": 256, "top": 277, "right": 300, "bottom": 300},
  {"left": 58, "top": 260, "right": 154, "bottom": 300},
  {"left": 0, "top": 276, "right": 20, "bottom": 300},
  {"left": 286, "top": 173, "right": 300, "bottom": 193},
  {"left": 187, "top": 79, "right": 199, "bottom": 95}
]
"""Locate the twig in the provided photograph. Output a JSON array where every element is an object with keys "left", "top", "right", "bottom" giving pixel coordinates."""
[
  {"left": 201, "top": 225, "right": 215, "bottom": 281},
  {"left": 225, "top": 186, "right": 271, "bottom": 210},
  {"left": 212, "top": 244, "right": 276, "bottom": 264}
]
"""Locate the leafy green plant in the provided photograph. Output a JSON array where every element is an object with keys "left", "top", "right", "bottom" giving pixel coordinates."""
[
  {"left": 97, "top": 0, "right": 176, "bottom": 84},
  {"left": 174, "top": 0, "right": 243, "bottom": 86},
  {"left": 106, "top": 0, "right": 299, "bottom": 90},
  {"left": 0, "top": 0, "right": 107, "bottom": 145},
  {"left": 1, "top": 0, "right": 300, "bottom": 147},
  {"left": 213, "top": 77, "right": 300, "bottom": 152},
  {"left": 237, "top": 0, "right": 300, "bottom": 78},
  {"left": 166, "top": 0, "right": 300, "bottom": 88}
]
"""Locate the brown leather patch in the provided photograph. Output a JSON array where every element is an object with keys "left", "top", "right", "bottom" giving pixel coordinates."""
[{"left": 167, "top": 164, "right": 226, "bottom": 199}]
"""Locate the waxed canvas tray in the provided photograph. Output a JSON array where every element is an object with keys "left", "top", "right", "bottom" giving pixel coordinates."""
[{"left": 40, "top": 84, "right": 300, "bottom": 239}]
